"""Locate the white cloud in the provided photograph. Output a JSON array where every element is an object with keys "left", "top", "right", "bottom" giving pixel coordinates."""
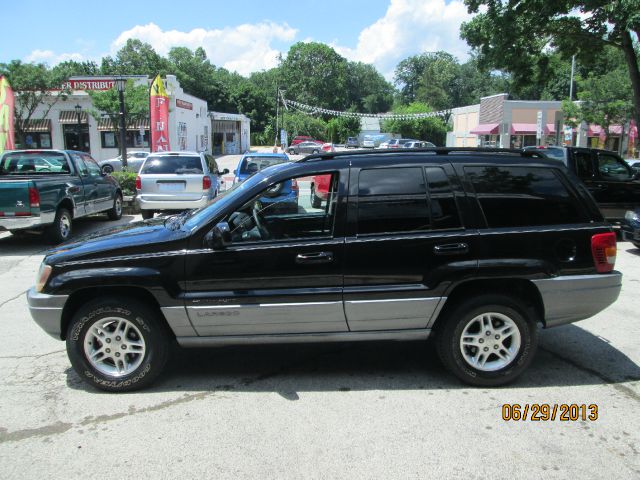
[
  {"left": 25, "top": 49, "right": 84, "bottom": 64},
  {"left": 111, "top": 22, "right": 298, "bottom": 76},
  {"left": 333, "top": 0, "right": 473, "bottom": 80}
]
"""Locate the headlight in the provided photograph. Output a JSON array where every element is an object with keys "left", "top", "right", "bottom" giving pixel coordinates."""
[
  {"left": 625, "top": 210, "right": 640, "bottom": 223},
  {"left": 35, "top": 263, "right": 52, "bottom": 292}
]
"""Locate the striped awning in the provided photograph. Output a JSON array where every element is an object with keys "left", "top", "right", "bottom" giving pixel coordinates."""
[
  {"left": 20, "top": 118, "right": 51, "bottom": 132},
  {"left": 59, "top": 110, "right": 89, "bottom": 124},
  {"left": 97, "top": 117, "right": 150, "bottom": 131}
]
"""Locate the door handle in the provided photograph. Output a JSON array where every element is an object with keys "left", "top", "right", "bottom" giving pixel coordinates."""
[
  {"left": 295, "top": 252, "right": 334, "bottom": 264},
  {"left": 433, "top": 243, "right": 469, "bottom": 255}
]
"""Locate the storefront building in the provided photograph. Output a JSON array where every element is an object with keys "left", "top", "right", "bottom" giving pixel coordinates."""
[
  {"left": 446, "top": 93, "right": 631, "bottom": 155},
  {"left": 209, "top": 112, "right": 250, "bottom": 154},
  {"left": 21, "top": 75, "right": 210, "bottom": 161}
]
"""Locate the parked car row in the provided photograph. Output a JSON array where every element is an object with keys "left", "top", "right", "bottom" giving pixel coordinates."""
[{"left": 97, "top": 151, "right": 150, "bottom": 174}]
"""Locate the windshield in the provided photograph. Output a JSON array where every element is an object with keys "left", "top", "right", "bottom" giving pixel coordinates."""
[
  {"left": 140, "top": 155, "right": 203, "bottom": 174},
  {"left": 0, "top": 152, "right": 71, "bottom": 175},
  {"left": 239, "top": 156, "right": 288, "bottom": 175}
]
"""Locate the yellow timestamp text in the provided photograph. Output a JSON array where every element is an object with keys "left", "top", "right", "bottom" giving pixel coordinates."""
[{"left": 502, "top": 403, "right": 598, "bottom": 421}]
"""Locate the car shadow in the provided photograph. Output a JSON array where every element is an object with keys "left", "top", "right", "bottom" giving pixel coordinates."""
[
  {"left": 0, "top": 214, "right": 138, "bottom": 257},
  {"left": 64, "top": 324, "right": 640, "bottom": 396}
]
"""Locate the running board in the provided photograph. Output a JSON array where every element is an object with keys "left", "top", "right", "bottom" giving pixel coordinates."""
[{"left": 176, "top": 329, "right": 432, "bottom": 347}]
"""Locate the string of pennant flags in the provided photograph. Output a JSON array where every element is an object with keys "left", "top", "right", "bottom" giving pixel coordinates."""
[{"left": 281, "top": 95, "right": 452, "bottom": 121}]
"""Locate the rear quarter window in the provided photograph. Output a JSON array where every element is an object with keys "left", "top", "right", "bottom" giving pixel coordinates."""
[{"left": 465, "top": 165, "right": 589, "bottom": 228}]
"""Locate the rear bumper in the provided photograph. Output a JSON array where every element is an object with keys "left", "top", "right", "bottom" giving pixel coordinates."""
[
  {"left": 26, "top": 287, "right": 68, "bottom": 339},
  {"left": 136, "top": 194, "right": 210, "bottom": 211},
  {"left": 532, "top": 272, "right": 622, "bottom": 328},
  {"left": 0, "top": 214, "right": 48, "bottom": 231}
]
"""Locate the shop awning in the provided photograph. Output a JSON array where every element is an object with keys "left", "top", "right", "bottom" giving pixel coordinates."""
[
  {"left": 59, "top": 110, "right": 88, "bottom": 124},
  {"left": 544, "top": 123, "right": 556, "bottom": 135},
  {"left": 20, "top": 118, "right": 51, "bottom": 132},
  {"left": 588, "top": 124, "right": 623, "bottom": 136},
  {"left": 469, "top": 123, "right": 499, "bottom": 135},
  {"left": 510, "top": 123, "right": 537, "bottom": 135},
  {"left": 97, "top": 117, "right": 150, "bottom": 131}
]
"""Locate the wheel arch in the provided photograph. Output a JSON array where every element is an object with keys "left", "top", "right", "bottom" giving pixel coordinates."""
[
  {"left": 433, "top": 278, "right": 546, "bottom": 331},
  {"left": 57, "top": 197, "right": 75, "bottom": 218},
  {"left": 60, "top": 286, "right": 173, "bottom": 340}
]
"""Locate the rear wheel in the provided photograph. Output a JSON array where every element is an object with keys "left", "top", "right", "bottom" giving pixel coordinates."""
[
  {"left": 46, "top": 207, "right": 72, "bottom": 244},
  {"left": 436, "top": 295, "right": 537, "bottom": 386},
  {"left": 107, "top": 193, "right": 123, "bottom": 220},
  {"left": 141, "top": 210, "right": 154, "bottom": 220},
  {"left": 66, "top": 297, "right": 170, "bottom": 392}
]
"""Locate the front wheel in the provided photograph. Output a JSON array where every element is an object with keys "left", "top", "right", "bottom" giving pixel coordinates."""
[
  {"left": 436, "top": 295, "right": 538, "bottom": 387},
  {"left": 102, "top": 164, "right": 114, "bottom": 174},
  {"left": 66, "top": 297, "right": 170, "bottom": 392}
]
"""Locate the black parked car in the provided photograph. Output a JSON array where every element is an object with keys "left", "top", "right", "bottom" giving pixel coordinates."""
[
  {"left": 524, "top": 146, "right": 640, "bottom": 223},
  {"left": 28, "top": 148, "right": 622, "bottom": 391},
  {"left": 622, "top": 208, "right": 640, "bottom": 248}
]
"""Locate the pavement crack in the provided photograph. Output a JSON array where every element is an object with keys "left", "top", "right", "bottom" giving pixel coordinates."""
[
  {"left": 0, "top": 349, "right": 66, "bottom": 360},
  {"left": 539, "top": 345, "right": 640, "bottom": 402},
  {"left": 0, "top": 289, "right": 28, "bottom": 309}
]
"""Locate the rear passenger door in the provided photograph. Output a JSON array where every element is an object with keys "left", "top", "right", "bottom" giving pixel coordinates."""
[
  {"left": 343, "top": 162, "right": 477, "bottom": 332},
  {"left": 82, "top": 154, "right": 113, "bottom": 212}
]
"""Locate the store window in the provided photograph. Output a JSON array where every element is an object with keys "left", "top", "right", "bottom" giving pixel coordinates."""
[
  {"left": 178, "top": 122, "right": 187, "bottom": 150},
  {"left": 100, "top": 131, "right": 150, "bottom": 149},
  {"left": 22, "top": 132, "right": 52, "bottom": 149}
]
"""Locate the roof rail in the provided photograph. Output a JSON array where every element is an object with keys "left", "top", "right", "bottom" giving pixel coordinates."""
[{"left": 297, "top": 147, "right": 544, "bottom": 162}]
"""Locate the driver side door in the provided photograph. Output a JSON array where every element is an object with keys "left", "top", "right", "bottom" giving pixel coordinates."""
[{"left": 183, "top": 169, "right": 349, "bottom": 336}]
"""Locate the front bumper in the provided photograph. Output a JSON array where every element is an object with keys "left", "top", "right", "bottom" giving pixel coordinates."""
[
  {"left": 26, "top": 287, "right": 69, "bottom": 339},
  {"left": 532, "top": 272, "right": 622, "bottom": 328},
  {"left": 136, "top": 194, "right": 210, "bottom": 211}
]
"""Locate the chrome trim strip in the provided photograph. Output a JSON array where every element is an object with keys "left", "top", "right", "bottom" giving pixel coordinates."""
[
  {"left": 176, "top": 328, "right": 432, "bottom": 347},
  {"left": 346, "top": 297, "right": 432, "bottom": 304},
  {"left": 58, "top": 249, "right": 187, "bottom": 267},
  {"left": 188, "top": 301, "right": 341, "bottom": 309}
]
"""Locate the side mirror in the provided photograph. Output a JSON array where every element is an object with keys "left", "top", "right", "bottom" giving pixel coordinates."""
[
  {"left": 233, "top": 169, "right": 237, "bottom": 175},
  {"left": 222, "top": 168, "right": 230, "bottom": 175},
  {"left": 204, "top": 222, "right": 231, "bottom": 250}
]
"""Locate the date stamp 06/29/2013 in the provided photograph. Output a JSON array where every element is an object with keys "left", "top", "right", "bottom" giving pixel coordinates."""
[{"left": 502, "top": 404, "right": 599, "bottom": 422}]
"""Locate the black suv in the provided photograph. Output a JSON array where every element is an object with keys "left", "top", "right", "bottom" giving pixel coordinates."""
[
  {"left": 523, "top": 146, "right": 640, "bottom": 222},
  {"left": 27, "top": 148, "right": 622, "bottom": 391}
]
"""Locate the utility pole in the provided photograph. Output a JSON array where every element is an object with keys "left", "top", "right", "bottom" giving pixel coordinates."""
[
  {"left": 274, "top": 83, "right": 279, "bottom": 148},
  {"left": 569, "top": 55, "right": 576, "bottom": 101}
]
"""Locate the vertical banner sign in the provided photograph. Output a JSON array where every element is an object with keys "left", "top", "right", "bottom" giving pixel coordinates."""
[
  {"left": 536, "top": 111, "right": 543, "bottom": 140},
  {"left": 150, "top": 75, "right": 170, "bottom": 152},
  {"left": 0, "top": 76, "right": 16, "bottom": 154},
  {"left": 629, "top": 119, "right": 637, "bottom": 158}
]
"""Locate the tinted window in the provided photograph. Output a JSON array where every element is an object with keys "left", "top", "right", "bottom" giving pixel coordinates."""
[
  {"left": 0, "top": 152, "right": 71, "bottom": 175},
  {"left": 81, "top": 155, "right": 102, "bottom": 176},
  {"left": 598, "top": 153, "right": 633, "bottom": 180},
  {"left": 574, "top": 152, "right": 594, "bottom": 177},
  {"left": 240, "top": 156, "right": 288, "bottom": 174},
  {"left": 425, "top": 167, "right": 461, "bottom": 230},
  {"left": 140, "top": 155, "right": 203, "bottom": 174},
  {"left": 466, "top": 166, "right": 587, "bottom": 227},
  {"left": 357, "top": 167, "right": 430, "bottom": 235}
]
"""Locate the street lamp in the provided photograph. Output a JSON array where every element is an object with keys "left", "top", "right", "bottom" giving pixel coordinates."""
[
  {"left": 114, "top": 77, "right": 128, "bottom": 168},
  {"left": 74, "top": 104, "right": 82, "bottom": 151}
]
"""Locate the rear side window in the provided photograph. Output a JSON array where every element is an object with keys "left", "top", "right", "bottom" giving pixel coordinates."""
[
  {"left": 425, "top": 167, "right": 461, "bottom": 230},
  {"left": 357, "top": 167, "right": 430, "bottom": 235},
  {"left": 140, "top": 155, "right": 203, "bottom": 174},
  {"left": 466, "top": 166, "right": 588, "bottom": 228},
  {"left": 1, "top": 152, "right": 71, "bottom": 175}
]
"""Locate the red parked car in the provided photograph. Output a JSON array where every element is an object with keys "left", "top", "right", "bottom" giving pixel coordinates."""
[
  {"left": 310, "top": 173, "right": 332, "bottom": 208},
  {"left": 291, "top": 135, "right": 324, "bottom": 146}
]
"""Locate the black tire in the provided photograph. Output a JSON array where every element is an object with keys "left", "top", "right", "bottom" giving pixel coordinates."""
[
  {"left": 107, "top": 193, "right": 123, "bottom": 220},
  {"left": 66, "top": 297, "right": 170, "bottom": 392},
  {"left": 102, "top": 164, "right": 114, "bottom": 174},
  {"left": 310, "top": 185, "right": 322, "bottom": 208},
  {"left": 313, "top": 149, "right": 319, "bottom": 154},
  {"left": 435, "top": 294, "right": 538, "bottom": 387},
  {"left": 632, "top": 241, "right": 640, "bottom": 249},
  {"left": 141, "top": 210, "right": 154, "bottom": 220},
  {"left": 46, "top": 207, "right": 72, "bottom": 244}
]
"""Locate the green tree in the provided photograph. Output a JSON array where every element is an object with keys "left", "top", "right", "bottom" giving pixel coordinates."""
[
  {"left": 101, "top": 39, "right": 170, "bottom": 76},
  {"left": 326, "top": 116, "right": 361, "bottom": 143},
  {"left": 346, "top": 62, "right": 394, "bottom": 113},
  {"left": 88, "top": 80, "right": 149, "bottom": 166},
  {"left": 461, "top": 0, "right": 640, "bottom": 124},
  {"left": 282, "top": 111, "right": 328, "bottom": 141},
  {"left": 381, "top": 102, "right": 448, "bottom": 145},
  {"left": 0, "top": 60, "right": 69, "bottom": 147}
]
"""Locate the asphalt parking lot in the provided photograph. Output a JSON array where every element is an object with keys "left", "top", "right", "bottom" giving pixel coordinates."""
[{"left": 0, "top": 194, "right": 639, "bottom": 478}]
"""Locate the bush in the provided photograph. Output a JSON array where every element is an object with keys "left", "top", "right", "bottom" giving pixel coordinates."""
[{"left": 111, "top": 170, "right": 137, "bottom": 196}]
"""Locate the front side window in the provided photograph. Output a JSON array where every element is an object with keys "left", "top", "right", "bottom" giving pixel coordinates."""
[
  {"left": 225, "top": 172, "right": 339, "bottom": 243},
  {"left": 82, "top": 155, "right": 102, "bottom": 176},
  {"left": 357, "top": 167, "right": 429, "bottom": 235},
  {"left": 466, "top": 165, "right": 588, "bottom": 228},
  {"left": 598, "top": 153, "right": 633, "bottom": 180}
]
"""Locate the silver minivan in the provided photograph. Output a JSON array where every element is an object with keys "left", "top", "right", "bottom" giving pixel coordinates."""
[{"left": 136, "top": 151, "right": 228, "bottom": 219}]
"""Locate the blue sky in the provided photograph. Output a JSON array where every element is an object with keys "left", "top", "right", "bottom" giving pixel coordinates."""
[{"left": 3, "top": 0, "right": 473, "bottom": 79}]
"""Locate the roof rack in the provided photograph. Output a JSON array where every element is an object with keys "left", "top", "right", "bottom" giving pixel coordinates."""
[{"left": 297, "top": 146, "right": 544, "bottom": 162}]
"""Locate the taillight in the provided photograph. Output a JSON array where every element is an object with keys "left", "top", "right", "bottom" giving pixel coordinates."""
[
  {"left": 291, "top": 179, "right": 299, "bottom": 192},
  {"left": 135, "top": 175, "right": 141, "bottom": 190},
  {"left": 591, "top": 232, "right": 616, "bottom": 273},
  {"left": 28, "top": 187, "right": 40, "bottom": 208},
  {"left": 203, "top": 176, "right": 211, "bottom": 190}
]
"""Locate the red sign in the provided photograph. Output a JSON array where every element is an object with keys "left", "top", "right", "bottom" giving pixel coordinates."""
[
  {"left": 62, "top": 79, "right": 116, "bottom": 91},
  {"left": 0, "top": 76, "right": 16, "bottom": 153},
  {"left": 176, "top": 99, "right": 193, "bottom": 110},
  {"left": 150, "top": 75, "right": 171, "bottom": 152}
]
